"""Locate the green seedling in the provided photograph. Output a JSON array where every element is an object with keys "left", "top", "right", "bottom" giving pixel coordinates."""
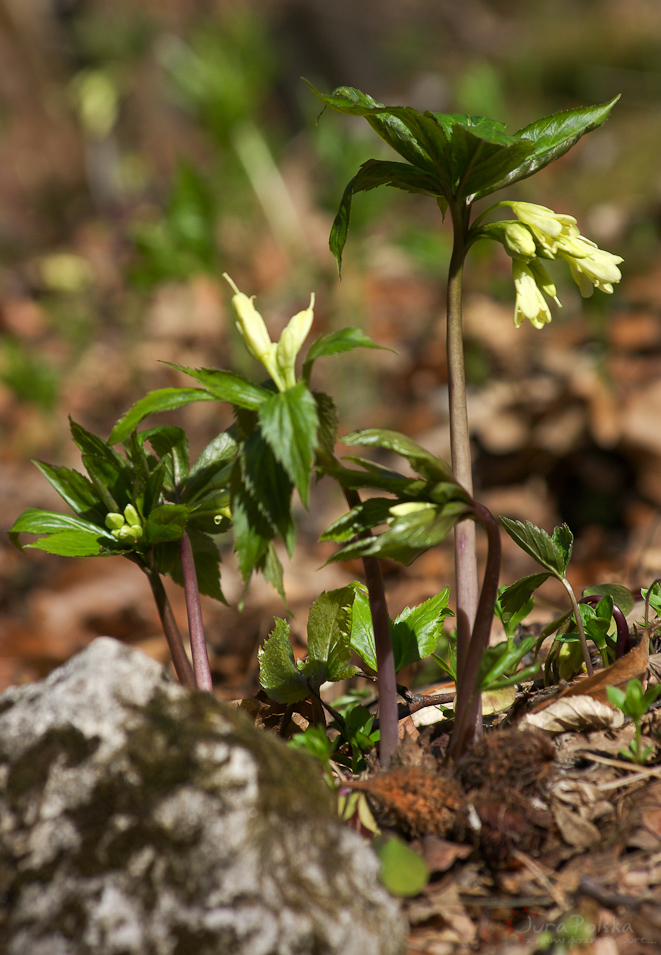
[
  {"left": 500, "top": 519, "right": 634, "bottom": 684},
  {"left": 606, "top": 679, "right": 661, "bottom": 765}
]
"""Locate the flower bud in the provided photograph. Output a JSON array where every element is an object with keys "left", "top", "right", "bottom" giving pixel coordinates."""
[
  {"left": 123, "top": 503, "right": 141, "bottom": 527},
  {"left": 501, "top": 221, "right": 537, "bottom": 259},
  {"left": 512, "top": 260, "right": 553, "bottom": 329},
  {"left": 223, "top": 273, "right": 273, "bottom": 362},
  {"left": 388, "top": 501, "right": 431, "bottom": 519},
  {"left": 276, "top": 294, "right": 315, "bottom": 389},
  {"left": 116, "top": 524, "right": 143, "bottom": 542},
  {"left": 105, "top": 512, "right": 125, "bottom": 531}
]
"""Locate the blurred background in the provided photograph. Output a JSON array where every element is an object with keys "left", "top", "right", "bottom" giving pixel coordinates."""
[{"left": 2, "top": 0, "right": 661, "bottom": 694}]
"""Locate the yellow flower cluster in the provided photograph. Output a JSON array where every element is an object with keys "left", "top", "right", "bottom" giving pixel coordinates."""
[{"left": 484, "top": 201, "right": 623, "bottom": 329}]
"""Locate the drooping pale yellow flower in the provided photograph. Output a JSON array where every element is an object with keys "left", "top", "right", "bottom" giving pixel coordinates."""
[
  {"left": 505, "top": 201, "right": 579, "bottom": 254},
  {"left": 512, "top": 259, "right": 553, "bottom": 329},
  {"left": 558, "top": 239, "right": 623, "bottom": 297}
]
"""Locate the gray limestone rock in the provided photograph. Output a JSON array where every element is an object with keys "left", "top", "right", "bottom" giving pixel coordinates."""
[{"left": 0, "top": 637, "right": 405, "bottom": 955}]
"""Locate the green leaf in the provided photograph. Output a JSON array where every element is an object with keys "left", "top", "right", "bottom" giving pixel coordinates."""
[
  {"left": 320, "top": 498, "right": 396, "bottom": 544},
  {"left": 486, "top": 97, "right": 621, "bottom": 197},
  {"left": 349, "top": 585, "right": 453, "bottom": 674},
  {"left": 144, "top": 504, "right": 190, "bottom": 544},
  {"left": 313, "top": 391, "right": 339, "bottom": 461},
  {"left": 238, "top": 430, "right": 296, "bottom": 554},
  {"left": 606, "top": 685, "right": 627, "bottom": 711},
  {"left": 500, "top": 517, "right": 572, "bottom": 577},
  {"left": 322, "top": 458, "right": 425, "bottom": 497},
  {"left": 304, "top": 587, "right": 359, "bottom": 685},
  {"left": 578, "top": 598, "right": 613, "bottom": 651},
  {"left": 447, "top": 120, "right": 535, "bottom": 202},
  {"left": 584, "top": 583, "right": 634, "bottom": 617},
  {"left": 341, "top": 429, "right": 459, "bottom": 485},
  {"left": 348, "top": 584, "right": 378, "bottom": 672},
  {"left": 552, "top": 523, "right": 573, "bottom": 571},
  {"left": 496, "top": 573, "right": 551, "bottom": 634},
  {"left": 32, "top": 461, "right": 104, "bottom": 522},
  {"left": 303, "top": 328, "right": 386, "bottom": 378},
  {"left": 25, "top": 529, "right": 105, "bottom": 557},
  {"left": 477, "top": 636, "right": 538, "bottom": 690},
  {"left": 82, "top": 453, "right": 131, "bottom": 514},
  {"left": 163, "top": 363, "right": 271, "bottom": 410},
  {"left": 641, "top": 582, "right": 661, "bottom": 618},
  {"left": 257, "top": 382, "right": 319, "bottom": 508},
  {"left": 188, "top": 431, "right": 237, "bottom": 480},
  {"left": 108, "top": 388, "right": 216, "bottom": 445},
  {"left": 329, "top": 160, "right": 445, "bottom": 274},
  {"left": 329, "top": 500, "right": 471, "bottom": 566},
  {"left": 392, "top": 590, "right": 453, "bottom": 670},
  {"left": 9, "top": 508, "right": 114, "bottom": 545},
  {"left": 142, "top": 426, "right": 190, "bottom": 486},
  {"left": 375, "top": 835, "right": 429, "bottom": 897},
  {"left": 258, "top": 618, "right": 310, "bottom": 704}
]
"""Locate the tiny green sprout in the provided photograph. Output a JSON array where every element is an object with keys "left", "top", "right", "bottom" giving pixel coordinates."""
[{"left": 606, "top": 679, "right": 661, "bottom": 765}]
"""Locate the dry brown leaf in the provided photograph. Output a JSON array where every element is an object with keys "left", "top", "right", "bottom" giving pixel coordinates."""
[
  {"left": 552, "top": 802, "right": 601, "bottom": 849},
  {"left": 531, "top": 631, "right": 650, "bottom": 712},
  {"left": 521, "top": 696, "right": 625, "bottom": 734}
]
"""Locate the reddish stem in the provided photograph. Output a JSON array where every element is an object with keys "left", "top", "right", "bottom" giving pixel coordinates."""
[{"left": 180, "top": 531, "right": 213, "bottom": 692}]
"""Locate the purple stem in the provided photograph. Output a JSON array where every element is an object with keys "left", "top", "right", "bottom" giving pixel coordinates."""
[
  {"left": 180, "top": 531, "right": 213, "bottom": 692},
  {"left": 361, "top": 555, "right": 399, "bottom": 769},
  {"left": 448, "top": 500, "right": 502, "bottom": 761},
  {"left": 146, "top": 568, "right": 196, "bottom": 689}
]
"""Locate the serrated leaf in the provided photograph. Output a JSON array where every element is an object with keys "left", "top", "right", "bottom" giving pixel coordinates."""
[
  {"left": 323, "top": 458, "right": 424, "bottom": 497},
  {"left": 82, "top": 453, "right": 132, "bottom": 513},
  {"left": 329, "top": 500, "right": 471, "bottom": 566},
  {"left": 9, "top": 508, "right": 114, "bottom": 544},
  {"left": 258, "top": 618, "right": 310, "bottom": 704},
  {"left": 188, "top": 431, "right": 237, "bottom": 479},
  {"left": 107, "top": 389, "right": 216, "bottom": 445},
  {"left": 142, "top": 426, "right": 190, "bottom": 486},
  {"left": 313, "top": 391, "right": 338, "bottom": 461},
  {"left": 392, "top": 590, "right": 453, "bottom": 669},
  {"left": 447, "top": 121, "right": 535, "bottom": 202},
  {"left": 25, "top": 529, "right": 105, "bottom": 557},
  {"left": 238, "top": 430, "right": 295, "bottom": 554},
  {"left": 320, "top": 498, "right": 395, "bottom": 544},
  {"left": 305, "top": 587, "right": 359, "bottom": 685},
  {"left": 303, "top": 327, "right": 385, "bottom": 375},
  {"left": 350, "top": 586, "right": 453, "bottom": 673},
  {"left": 257, "top": 382, "right": 318, "bottom": 508},
  {"left": 348, "top": 584, "right": 377, "bottom": 672},
  {"left": 163, "top": 363, "right": 271, "bottom": 409},
  {"left": 329, "top": 160, "right": 445, "bottom": 274},
  {"left": 342, "top": 429, "right": 458, "bottom": 485},
  {"left": 497, "top": 572, "right": 551, "bottom": 631},
  {"left": 485, "top": 97, "right": 620, "bottom": 197},
  {"left": 144, "top": 504, "right": 190, "bottom": 544},
  {"left": 500, "top": 517, "right": 570, "bottom": 577},
  {"left": 32, "top": 461, "right": 104, "bottom": 522}
]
